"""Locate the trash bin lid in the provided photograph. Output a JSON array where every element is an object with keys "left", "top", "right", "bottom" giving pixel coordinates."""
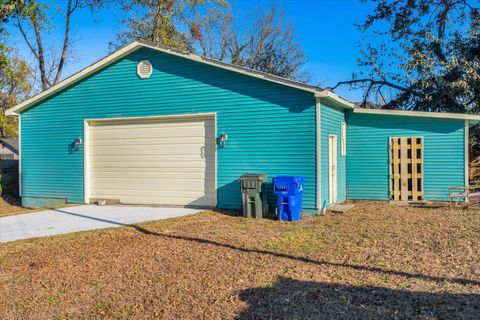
[
  {"left": 273, "top": 176, "right": 304, "bottom": 182},
  {"left": 240, "top": 173, "right": 267, "bottom": 181}
]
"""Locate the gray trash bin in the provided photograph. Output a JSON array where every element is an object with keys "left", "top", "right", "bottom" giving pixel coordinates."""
[{"left": 240, "top": 173, "right": 267, "bottom": 219}]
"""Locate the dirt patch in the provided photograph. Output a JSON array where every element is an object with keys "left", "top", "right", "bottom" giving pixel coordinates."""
[{"left": 0, "top": 202, "right": 479, "bottom": 319}]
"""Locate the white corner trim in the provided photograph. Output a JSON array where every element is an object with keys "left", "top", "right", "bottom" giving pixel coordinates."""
[
  {"left": 353, "top": 108, "right": 480, "bottom": 121},
  {"left": 213, "top": 113, "right": 218, "bottom": 208},
  {"left": 341, "top": 121, "right": 347, "bottom": 156},
  {"left": 316, "top": 97, "right": 321, "bottom": 211},
  {"left": 465, "top": 120, "right": 469, "bottom": 188},
  {"left": 83, "top": 120, "right": 90, "bottom": 204},
  {"left": 18, "top": 115, "right": 22, "bottom": 196}
]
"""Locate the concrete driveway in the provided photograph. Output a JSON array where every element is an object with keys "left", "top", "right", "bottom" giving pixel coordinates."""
[{"left": 0, "top": 205, "right": 200, "bottom": 243}]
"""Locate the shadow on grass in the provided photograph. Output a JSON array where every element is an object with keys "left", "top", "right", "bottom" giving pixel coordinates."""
[
  {"left": 1, "top": 195, "right": 21, "bottom": 207},
  {"left": 52, "top": 208, "right": 480, "bottom": 287},
  {"left": 236, "top": 277, "right": 480, "bottom": 319}
]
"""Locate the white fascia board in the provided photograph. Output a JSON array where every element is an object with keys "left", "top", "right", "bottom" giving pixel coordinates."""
[
  {"left": 7, "top": 40, "right": 329, "bottom": 116},
  {"left": 315, "top": 90, "right": 355, "bottom": 109},
  {"left": 136, "top": 40, "right": 320, "bottom": 95},
  {"left": 6, "top": 42, "right": 144, "bottom": 116},
  {"left": 352, "top": 107, "right": 480, "bottom": 122}
]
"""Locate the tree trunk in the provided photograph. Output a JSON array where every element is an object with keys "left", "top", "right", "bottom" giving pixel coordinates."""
[{"left": 30, "top": 15, "right": 49, "bottom": 91}]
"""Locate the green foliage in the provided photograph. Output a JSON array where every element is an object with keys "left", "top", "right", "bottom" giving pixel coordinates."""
[
  {"left": 0, "top": 1, "right": 32, "bottom": 137},
  {"left": 340, "top": 0, "right": 479, "bottom": 114},
  {"left": 0, "top": 53, "right": 31, "bottom": 137}
]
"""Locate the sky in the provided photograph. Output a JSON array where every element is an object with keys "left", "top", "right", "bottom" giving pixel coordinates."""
[{"left": 8, "top": 0, "right": 378, "bottom": 102}]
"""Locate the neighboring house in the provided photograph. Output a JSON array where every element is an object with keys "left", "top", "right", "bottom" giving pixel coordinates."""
[
  {"left": 6, "top": 40, "right": 479, "bottom": 211},
  {"left": 0, "top": 138, "right": 19, "bottom": 160}
]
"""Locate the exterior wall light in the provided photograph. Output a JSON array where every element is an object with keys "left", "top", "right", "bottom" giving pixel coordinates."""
[
  {"left": 218, "top": 133, "right": 228, "bottom": 148},
  {"left": 70, "top": 137, "right": 83, "bottom": 152},
  {"left": 73, "top": 138, "right": 83, "bottom": 147}
]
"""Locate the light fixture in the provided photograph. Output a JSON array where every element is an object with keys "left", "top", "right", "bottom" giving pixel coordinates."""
[{"left": 218, "top": 133, "right": 228, "bottom": 148}]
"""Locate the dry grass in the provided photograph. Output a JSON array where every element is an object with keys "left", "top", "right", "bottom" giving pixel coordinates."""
[
  {"left": 0, "top": 201, "right": 479, "bottom": 319},
  {"left": 0, "top": 197, "right": 76, "bottom": 217},
  {"left": 0, "top": 197, "right": 33, "bottom": 217}
]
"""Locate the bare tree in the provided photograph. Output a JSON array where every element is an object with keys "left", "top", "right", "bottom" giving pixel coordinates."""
[
  {"left": 195, "top": 4, "right": 308, "bottom": 81},
  {"left": 112, "top": 0, "right": 229, "bottom": 51},
  {"left": 13, "top": 0, "right": 107, "bottom": 91}
]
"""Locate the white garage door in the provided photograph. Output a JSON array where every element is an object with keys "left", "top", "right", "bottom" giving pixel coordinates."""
[{"left": 88, "top": 115, "right": 216, "bottom": 207}]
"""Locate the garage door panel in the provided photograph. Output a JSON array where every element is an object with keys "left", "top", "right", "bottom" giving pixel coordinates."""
[
  {"left": 91, "top": 137, "right": 211, "bottom": 146},
  {"left": 91, "top": 156, "right": 207, "bottom": 163},
  {"left": 91, "top": 126, "right": 210, "bottom": 140},
  {"left": 91, "top": 171, "right": 211, "bottom": 180},
  {"left": 91, "top": 144, "right": 206, "bottom": 159},
  {"left": 89, "top": 116, "right": 216, "bottom": 207},
  {"left": 91, "top": 191, "right": 215, "bottom": 206},
  {"left": 91, "top": 167, "right": 214, "bottom": 174},
  {"left": 91, "top": 161, "right": 208, "bottom": 170},
  {"left": 91, "top": 189, "right": 216, "bottom": 199},
  {"left": 90, "top": 119, "right": 208, "bottom": 129},
  {"left": 90, "top": 195, "right": 215, "bottom": 207},
  {"left": 92, "top": 178, "right": 211, "bottom": 190}
]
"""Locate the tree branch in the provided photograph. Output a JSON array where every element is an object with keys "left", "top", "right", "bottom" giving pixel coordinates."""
[
  {"left": 16, "top": 21, "right": 39, "bottom": 60},
  {"left": 327, "top": 78, "right": 412, "bottom": 93},
  {"left": 29, "top": 13, "right": 50, "bottom": 91},
  {"left": 53, "top": 0, "right": 77, "bottom": 85}
]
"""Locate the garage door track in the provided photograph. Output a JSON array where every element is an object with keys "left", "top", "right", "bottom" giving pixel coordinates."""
[{"left": 0, "top": 205, "right": 199, "bottom": 243}]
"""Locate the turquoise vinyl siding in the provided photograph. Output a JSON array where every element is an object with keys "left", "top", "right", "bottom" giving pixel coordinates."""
[
  {"left": 20, "top": 48, "right": 317, "bottom": 210},
  {"left": 320, "top": 103, "right": 346, "bottom": 209},
  {"left": 346, "top": 112, "right": 465, "bottom": 201}
]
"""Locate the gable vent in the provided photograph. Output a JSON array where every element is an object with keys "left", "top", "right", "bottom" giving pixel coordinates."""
[{"left": 137, "top": 60, "right": 153, "bottom": 79}]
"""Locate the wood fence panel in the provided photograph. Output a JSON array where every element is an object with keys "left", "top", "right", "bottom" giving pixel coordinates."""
[{"left": 390, "top": 137, "right": 423, "bottom": 201}]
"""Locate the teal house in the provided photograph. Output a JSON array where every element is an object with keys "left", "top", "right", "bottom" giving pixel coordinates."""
[{"left": 7, "top": 40, "right": 479, "bottom": 212}]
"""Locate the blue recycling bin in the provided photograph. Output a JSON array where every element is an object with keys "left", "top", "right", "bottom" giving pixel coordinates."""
[{"left": 273, "top": 176, "right": 304, "bottom": 221}]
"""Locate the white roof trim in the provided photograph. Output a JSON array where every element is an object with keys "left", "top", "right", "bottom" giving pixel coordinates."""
[
  {"left": 7, "top": 39, "right": 479, "bottom": 123},
  {"left": 136, "top": 40, "right": 324, "bottom": 95},
  {"left": 7, "top": 39, "right": 354, "bottom": 116},
  {"left": 7, "top": 42, "right": 142, "bottom": 116},
  {"left": 352, "top": 107, "right": 480, "bottom": 122},
  {"left": 315, "top": 90, "right": 355, "bottom": 108}
]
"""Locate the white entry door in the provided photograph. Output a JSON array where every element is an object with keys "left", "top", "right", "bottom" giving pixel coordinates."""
[
  {"left": 87, "top": 115, "right": 216, "bottom": 207},
  {"left": 329, "top": 135, "right": 338, "bottom": 205}
]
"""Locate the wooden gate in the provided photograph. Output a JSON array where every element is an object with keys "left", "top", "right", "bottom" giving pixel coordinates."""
[{"left": 390, "top": 137, "right": 423, "bottom": 201}]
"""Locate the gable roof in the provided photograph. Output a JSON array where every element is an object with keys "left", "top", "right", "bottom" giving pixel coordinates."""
[
  {"left": 6, "top": 39, "right": 354, "bottom": 116},
  {"left": 6, "top": 39, "right": 480, "bottom": 124}
]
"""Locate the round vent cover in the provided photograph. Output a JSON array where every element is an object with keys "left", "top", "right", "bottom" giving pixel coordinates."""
[{"left": 137, "top": 60, "right": 153, "bottom": 79}]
